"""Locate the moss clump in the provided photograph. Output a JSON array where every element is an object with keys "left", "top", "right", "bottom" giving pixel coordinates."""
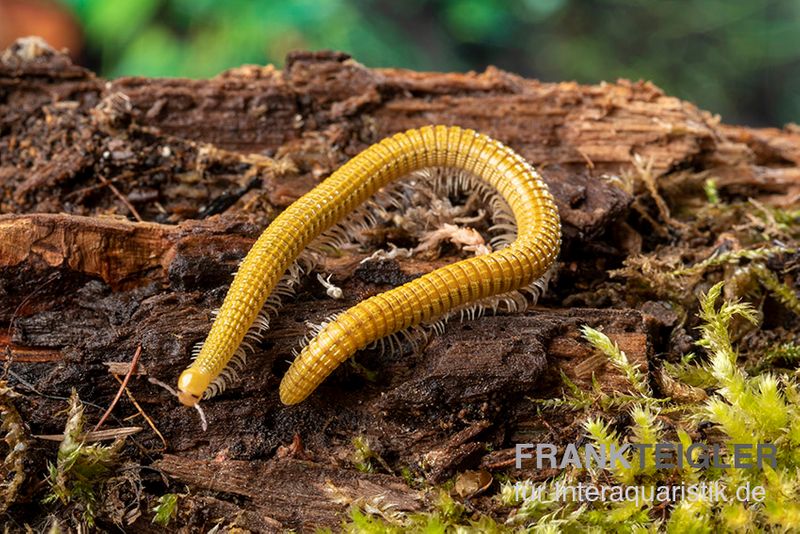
[
  {"left": 522, "top": 283, "right": 800, "bottom": 532},
  {"left": 43, "top": 390, "right": 125, "bottom": 527},
  {"left": 0, "top": 380, "right": 27, "bottom": 514}
]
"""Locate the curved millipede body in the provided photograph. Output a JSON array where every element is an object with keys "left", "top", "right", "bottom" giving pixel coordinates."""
[{"left": 177, "top": 125, "right": 561, "bottom": 407}]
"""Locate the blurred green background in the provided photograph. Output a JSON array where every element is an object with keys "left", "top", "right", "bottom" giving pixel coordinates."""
[{"left": 2, "top": 0, "right": 798, "bottom": 126}]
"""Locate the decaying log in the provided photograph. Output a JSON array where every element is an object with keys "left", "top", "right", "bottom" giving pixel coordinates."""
[{"left": 2, "top": 39, "right": 799, "bottom": 531}]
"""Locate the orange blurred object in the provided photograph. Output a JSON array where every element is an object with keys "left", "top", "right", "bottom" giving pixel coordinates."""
[{"left": 0, "top": 0, "right": 82, "bottom": 57}]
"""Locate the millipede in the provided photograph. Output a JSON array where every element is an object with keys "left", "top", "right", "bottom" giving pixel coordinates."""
[{"left": 176, "top": 125, "right": 561, "bottom": 408}]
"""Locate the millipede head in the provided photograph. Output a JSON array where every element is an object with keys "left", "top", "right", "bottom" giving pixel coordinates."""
[{"left": 177, "top": 368, "right": 211, "bottom": 407}]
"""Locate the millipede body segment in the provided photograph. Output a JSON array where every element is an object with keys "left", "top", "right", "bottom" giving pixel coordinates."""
[{"left": 177, "top": 125, "right": 561, "bottom": 407}]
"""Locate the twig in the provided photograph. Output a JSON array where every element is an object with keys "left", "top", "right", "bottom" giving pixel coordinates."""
[
  {"left": 63, "top": 177, "right": 120, "bottom": 199},
  {"left": 94, "top": 345, "right": 142, "bottom": 433},
  {"left": 99, "top": 175, "right": 143, "bottom": 222},
  {"left": 112, "top": 373, "right": 167, "bottom": 449},
  {"left": 35, "top": 427, "right": 143, "bottom": 442}
]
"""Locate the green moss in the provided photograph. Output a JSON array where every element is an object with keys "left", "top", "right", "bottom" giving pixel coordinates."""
[
  {"left": 752, "top": 263, "right": 800, "bottom": 315},
  {"left": 352, "top": 435, "right": 375, "bottom": 473},
  {"left": 151, "top": 493, "right": 179, "bottom": 526},
  {"left": 523, "top": 283, "right": 800, "bottom": 530},
  {"left": 0, "top": 381, "right": 27, "bottom": 515},
  {"left": 43, "top": 390, "right": 125, "bottom": 527},
  {"left": 581, "top": 325, "right": 652, "bottom": 398},
  {"left": 671, "top": 246, "right": 791, "bottom": 278},
  {"left": 761, "top": 342, "right": 800, "bottom": 370},
  {"left": 703, "top": 178, "right": 720, "bottom": 205}
]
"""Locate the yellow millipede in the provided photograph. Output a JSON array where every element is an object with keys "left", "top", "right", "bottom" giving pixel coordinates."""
[{"left": 176, "top": 125, "right": 561, "bottom": 407}]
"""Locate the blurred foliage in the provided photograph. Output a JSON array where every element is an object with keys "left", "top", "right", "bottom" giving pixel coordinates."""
[{"left": 58, "top": 0, "right": 799, "bottom": 126}]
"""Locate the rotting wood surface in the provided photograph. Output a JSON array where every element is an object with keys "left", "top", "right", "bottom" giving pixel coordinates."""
[{"left": 1, "top": 40, "right": 798, "bottom": 531}]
